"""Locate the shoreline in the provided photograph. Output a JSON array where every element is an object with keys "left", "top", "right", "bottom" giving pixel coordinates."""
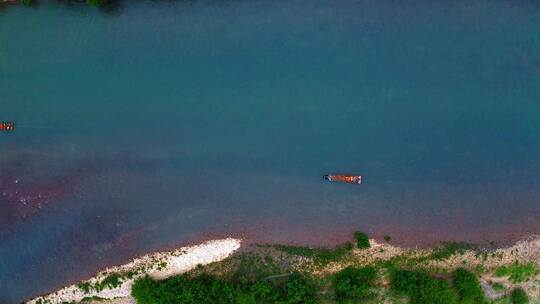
[
  {"left": 27, "top": 238, "right": 242, "bottom": 304},
  {"left": 26, "top": 234, "right": 540, "bottom": 304}
]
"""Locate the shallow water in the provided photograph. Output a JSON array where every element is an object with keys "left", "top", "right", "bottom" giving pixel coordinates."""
[{"left": 1, "top": 0, "right": 540, "bottom": 301}]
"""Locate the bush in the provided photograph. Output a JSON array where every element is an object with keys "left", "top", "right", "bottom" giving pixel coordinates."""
[
  {"left": 131, "top": 272, "right": 316, "bottom": 304},
  {"left": 332, "top": 266, "right": 377, "bottom": 302},
  {"left": 284, "top": 273, "right": 316, "bottom": 304},
  {"left": 453, "top": 268, "right": 485, "bottom": 303},
  {"left": 391, "top": 270, "right": 458, "bottom": 304},
  {"left": 131, "top": 276, "right": 158, "bottom": 304},
  {"left": 511, "top": 287, "right": 529, "bottom": 304},
  {"left": 384, "top": 235, "right": 391, "bottom": 243},
  {"left": 354, "top": 231, "right": 370, "bottom": 249}
]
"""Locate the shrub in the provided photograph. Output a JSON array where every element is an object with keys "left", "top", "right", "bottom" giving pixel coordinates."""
[
  {"left": 131, "top": 272, "right": 316, "bottom": 304},
  {"left": 332, "top": 266, "right": 377, "bottom": 302},
  {"left": 284, "top": 273, "right": 316, "bottom": 303},
  {"left": 510, "top": 287, "right": 529, "bottom": 304},
  {"left": 131, "top": 276, "right": 158, "bottom": 304},
  {"left": 384, "top": 235, "right": 391, "bottom": 243},
  {"left": 354, "top": 231, "right": 370, "bottom": 249},
  {"left": 391, "top": 270, "right": 458, "bottom": 304},
  {"left": 453, "top": 268, "right": 484, "bottom": 303},
  {"left": 95, "top": 273, "right": 123, "bottom": 291}
]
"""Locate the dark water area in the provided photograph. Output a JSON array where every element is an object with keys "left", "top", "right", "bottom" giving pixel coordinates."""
[{"left": 2, "top": 0, "right": 540, "bottom": 301}]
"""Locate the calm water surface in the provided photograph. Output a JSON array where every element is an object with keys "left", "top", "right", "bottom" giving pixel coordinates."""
[{"left": 1, "top": 0, "right": 540, "bottom": 301}]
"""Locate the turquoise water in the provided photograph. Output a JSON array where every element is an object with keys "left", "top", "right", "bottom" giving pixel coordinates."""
[{"left": 2, "top": 0, "right": 540, "bottom": 301}]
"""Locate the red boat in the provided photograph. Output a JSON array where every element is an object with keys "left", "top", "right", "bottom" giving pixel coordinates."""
[{"left": 323, "top": 174, "right": 362, "bottom": 185}]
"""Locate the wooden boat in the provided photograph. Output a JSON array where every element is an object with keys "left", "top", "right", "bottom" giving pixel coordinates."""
[{"left": 323, "top": 174, "right": 362, "bottom": 184}]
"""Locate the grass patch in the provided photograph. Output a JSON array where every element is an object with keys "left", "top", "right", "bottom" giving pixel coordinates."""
[
  {"left": 272, "top": 242, "right": 354, "bottom": 266},
  {"left": 429, "top": 242, "right": 475, "bottom": 260},
  {"left": 495, "top": 262, "right": 539, "bottom": 283},
  {"left": 81, "top": 296, "right": 106, "bottom": 302},
  {"left": 231, "top": 253, "right": 281, "bottom": 283},
  {"left": 474, "top": 264, "right": 485, "bottom": 275},
  {"left": 491, "top": 282, "right": 506, "bottom": 292}
]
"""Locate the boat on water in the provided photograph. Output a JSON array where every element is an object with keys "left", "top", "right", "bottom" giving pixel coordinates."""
[{"left": 323, "top": 174, "right": 362, "bottom": 185}]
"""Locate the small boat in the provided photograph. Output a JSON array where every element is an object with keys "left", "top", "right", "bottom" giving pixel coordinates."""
[{"left": 323, "top": 174, "right": 362, "bottom": 185}]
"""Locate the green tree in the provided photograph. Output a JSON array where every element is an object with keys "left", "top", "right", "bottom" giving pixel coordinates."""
[
  {"left": 453, "top": 268, "right": 485, "bottom": 304},
  {"left": 511, "top": 287, "right": 529, "bottom": 304},
  {"left": 391, "top": 270, "right": 458, "bottom": 304},
  {"left": 283, "top": 273, "right": 316, "bottom": 303},
  {"left": 131, "top": 276, "right": 158, "bottom": 304},
  {"left": 354, "top": 231, "right": 370, "bottom": 249},
  {"left": 332, "top": 266, "right": 377, "bottom": 303}
]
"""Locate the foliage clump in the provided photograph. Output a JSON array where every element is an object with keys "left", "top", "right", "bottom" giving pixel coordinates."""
[
  {"left": 510, "top": 287, "right": 529, "bottom": 304},
  {"left": 391, "top": 270, "right": 458, "bottom": 304},
  {"left": 94, "top": 272, "right": 123, "bottom": 291},
  {"left": 132, "top": 272, "right": 316, "bottom": 304},
  {"left": 354, "top": 231, "right": 370, "bottom": 249},
  {"left": 453, "top": 268, "right": 485, "bottom": 304},
  {"left": 332, "top": 266, "right": 377, "bottom": 303}
]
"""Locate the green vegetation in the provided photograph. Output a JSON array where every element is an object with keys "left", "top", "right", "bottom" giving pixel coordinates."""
[
  {"left": 272, "top": 242, "right": 353, "bottom": 266},
  {"left": 491, "top": 282, "right": 506, "bottom": 292},
  {"left": 81, "top": 296, "right": 106, "bottom": 302},
  {"left": 495, "top": 263, "right": 539, "bottom": 283},
  {"left": 21, "top": 0, "right": 32, "bottom": 5},
  {"left": 332, "top": 266, "right": 377, "bottom": 303},
  {"left": 77, "top": 282, "right": 92, "bottom": 293},
  {"left": 474, "top": 264, "right": 486, "bottom": 275},
  {"left": 132, "top": 272, "right": 316, "bottom": 304},
  {"left": 87, "top": 0, "right": 109, "bottom": 6},
  {"left": 384, "top": 235, "right": 392, "bottom": 243},
  {"left": 76, "top": 271, "right": 130, "bottom": 293},
  {"left": 510, "top": 287, "right": 529, "bottom": 304},
  {"left": 94, "top": 272, "right": 123, "bottom": 291},
  {"left": 453, "top": 268, "right": 485, "bottom": 304},
  {"left": 429, "top": 242, "right": 474, "bottom": 260},
  {"left": 46, "top": 231, "right": 539, "bottom": 304},
  {"left": 231, "top": 254, "right": 281, "bottom": 283},
  {"left": 354, "top": 231, "right": 370, "bottom": 249},
  {"left": 391, "top": 270, "right": 458, "bottom": 304}
]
